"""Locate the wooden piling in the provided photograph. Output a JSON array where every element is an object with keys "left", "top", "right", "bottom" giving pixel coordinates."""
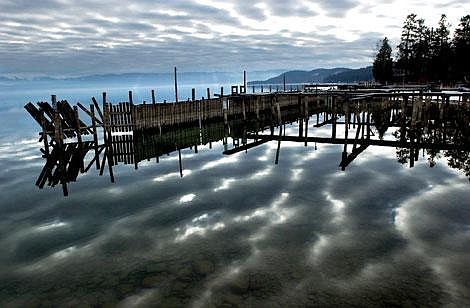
[
  {"left": 51, "top": 95, "right": 63, "bottom": 146},
  {"left": 242, "top": 97, "right": 246, "bottom": 120},
  {"left": 243, "top": 70, "right": 246, "bottom": 90},
  {"left": 174, "top": 67, "right": 179, "bottom": 103},
  {"left": 40, "top": 108, "right": 49, "bottom": 154},
  {"left": 90, "top": 104, "right": 100, "bottom": 169},
  {"left": 73, "top": 105, "right": 83, "bottom": 146}
]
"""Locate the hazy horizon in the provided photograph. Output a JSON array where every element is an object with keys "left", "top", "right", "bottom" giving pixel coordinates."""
[{"left": 0, "top": 66, "right": 370, "bottom": 80}]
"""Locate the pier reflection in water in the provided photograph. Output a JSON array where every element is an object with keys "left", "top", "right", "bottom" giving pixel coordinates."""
[
  {"left": 3, "top": 92, "right": 468, "bottom": 307},
  {"left": 35, "top": 97, "right": 470, "bottom": 195}
]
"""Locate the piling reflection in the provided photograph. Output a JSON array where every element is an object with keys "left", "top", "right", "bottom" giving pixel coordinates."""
[{"left": 30, "top": 96, "right": 470, "bottom": 195}]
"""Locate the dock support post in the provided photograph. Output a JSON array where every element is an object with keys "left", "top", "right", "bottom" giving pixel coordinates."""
[
  {"left": 304, "top": 97, "right": 308, "bottom": 118},
  {"left": 73, "top": 105, "right": 84, "bottom": 172},
  {"left": 52, "top": 95, "right": 67, "bottom": 195},
  {"left": 275, "top": 125, "right": 282, "bottom": 164},
  {"left": 178, "top": 147, "right": 183, "bottom": 177},
  {"left": 40, "top": 108, "right": 49, "bottom": 155},
  {"left": 90, "top": 104, "right": 100, "bottom": 169},
  {"left": 174, "top": 67, "right": 178, "bottom": 103},
  {"left": 102, "top": 92, "right": 115, "bottom": 182},
  {"left": 276, "top": 102, "right": 281, "bottom": 124},
  {"left": 52, "top": 95, "right": 62, "bottom": 147},
  {"left": 243, "top": 70, "right": 246, "bottom": 90},
  {"left": 242, "top": 97, "right": 246, "bottom": 121}
]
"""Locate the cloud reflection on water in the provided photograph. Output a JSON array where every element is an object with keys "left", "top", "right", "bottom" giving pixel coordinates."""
[{"left": 0, "top": 118, "right": 469, "bottom": 306}]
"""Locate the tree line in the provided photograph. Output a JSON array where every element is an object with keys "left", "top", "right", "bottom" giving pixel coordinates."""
[{"left": 373, "top": 14, "right": 470, "bottom": 85}]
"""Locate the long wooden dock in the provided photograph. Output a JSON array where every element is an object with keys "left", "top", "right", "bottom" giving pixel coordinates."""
[{"left": 24, "top": 84, "right": 470, "bottom": 195}]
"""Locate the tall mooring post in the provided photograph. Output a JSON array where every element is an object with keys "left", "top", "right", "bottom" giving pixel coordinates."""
[
  {"left": 243, "top": 70, "right": 246, "bottom": 90},
  {"left": 174, "top": 66, "right": 178, "bottom": 103}
]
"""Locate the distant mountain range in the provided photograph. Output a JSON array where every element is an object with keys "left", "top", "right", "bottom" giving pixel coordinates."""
[
  {"left": 0, "top": 67, "right": 373, "bottom": 85},
  {"left": 0, "top": 70, "right": 286, "bottom": 85},
  {"left": 248, "top": 67, "right": 373, "bottom": 85}
]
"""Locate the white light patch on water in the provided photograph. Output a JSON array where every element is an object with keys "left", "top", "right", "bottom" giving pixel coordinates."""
[
  {"left": 311, "top": 234, "right": 329, "bottom": 263},
  {"left": 233, "top": 208, "right": 268, "bottom": 223},
  {"left": 233, "top": 192, "right": 292, "bottom": 227},
  {"left": 52, "top": 246, "right": 77, "bottom": 260},
  {"left": 192, "top": 213, "right": 209, "bottom": 222},
  {"left": 179, "top": 193, "right": 196, "bottom": 203},
  {"left": 214, "top": 178, "right": 236, "bottom": 192},
  {"left": 249, "top": 167, "right": 272, "bottom": 180},
  {"left": 291, "top": 168, "right": 303, "bottom": 181},
  {"left": 117, "top": 289, "right": 158, "bottom": 308},
  {"left": 153, "top": 169, "right": 192, "bottom": 182},
  {"left": 257, "top": 154, "right": 269, "bottom": 161},
  {"left": 107, "top": 187, "right": 124, "bottom": 195},
  {"left": 256, "top": 145, "right": 274, "bottom": 162},
  {"left": 175, "top": 221, "right": 225, "bottom": 242},
  {"left": 353, "top": 146, "right": 396, "bottom": 166},
  {"left": 212, "top": 222, "right": 225, "bottom": 230},
  {"left": 36, "top": 220, "right": 69, "bottom": 232},
  {"left": 324, "top": 192, "right": 346, "bottom": 224},
  {"left": 267, "top": 141, "right": 304, "bottom": 149},
  {"left": 158, "top": 153, "right": 196, "bottom": 162},
  {"left": 175, "top": 226, "right": 206, "bottom": 241},
  {"left": 200, "top": 155, "right": 239, "bottom": 170},
  {"left": 18, "top": 155, "right": 39, "bottom": 161}
]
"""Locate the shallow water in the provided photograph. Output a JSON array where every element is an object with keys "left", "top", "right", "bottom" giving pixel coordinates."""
[{"left": 0, "top": 85, "right": 469, "bottom": 307}]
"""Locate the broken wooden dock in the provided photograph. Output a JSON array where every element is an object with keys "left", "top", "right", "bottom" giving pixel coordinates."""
[{"left": 25, "top": 84, "right": 470, "bottom": 195}]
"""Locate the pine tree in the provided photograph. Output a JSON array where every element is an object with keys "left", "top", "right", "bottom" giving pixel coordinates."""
[
  {"left": 412, "top": 18, "right": 431, "bottom": 81},
  {"left": 396, "top": 14, "right": 432, "bottom": 82},
  {"left": 373, "top": 37, "right": 393, "bottom": 84},
  {"left": 453, "top": 15, "right": 470, "bottom": 83},
  {"left": 397, "top": 14, "right": 418, "bottom": 82},
  {"left": 430, "top": 15, "right": 451, "bottom": 82}
]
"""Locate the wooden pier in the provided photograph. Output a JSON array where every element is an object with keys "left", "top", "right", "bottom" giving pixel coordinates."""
[{"left": 25, "top": 84, "right": 470, "bottom": 195}]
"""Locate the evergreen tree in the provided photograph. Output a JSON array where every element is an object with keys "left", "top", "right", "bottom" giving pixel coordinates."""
[
  {"left": 412, "top": 18, "right": 432, "bottom": 81},
  {"left": 397, "top": 14, "right": 419, "bottom": 82},
  {"left": 430, "top": 15, "right": 451, "bottom": 82},
  {"left": 373, "top": 37, "right": 393, "bottom": 84},
  {"left": 396, "top": 14, "right": 432, "bottom": 82},
  {"left": 452, "top": 15, "right": 470, "bottom": 83}
]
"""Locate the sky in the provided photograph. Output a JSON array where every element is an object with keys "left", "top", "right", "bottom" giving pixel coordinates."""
[{"left": 0, "top": 0, "right": 468, "bottom": 77}]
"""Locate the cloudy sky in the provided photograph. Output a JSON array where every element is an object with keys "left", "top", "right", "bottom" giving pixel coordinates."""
[{"left": 0, "top": 0, "right": 468, "bottom": 76}]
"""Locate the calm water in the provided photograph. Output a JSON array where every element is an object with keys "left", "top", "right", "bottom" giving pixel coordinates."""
[{"left": 0, "top": 82, "right": 469, "bottom": 307}]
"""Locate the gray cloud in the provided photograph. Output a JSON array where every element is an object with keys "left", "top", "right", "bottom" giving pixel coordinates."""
[{"left": 0, "top": 0, "right": 463, "bottom": 76}]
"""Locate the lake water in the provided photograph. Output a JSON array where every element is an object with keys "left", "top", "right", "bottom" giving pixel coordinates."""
[{"left": 0, "top": 81, "right": 469, "bottom": 307}]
